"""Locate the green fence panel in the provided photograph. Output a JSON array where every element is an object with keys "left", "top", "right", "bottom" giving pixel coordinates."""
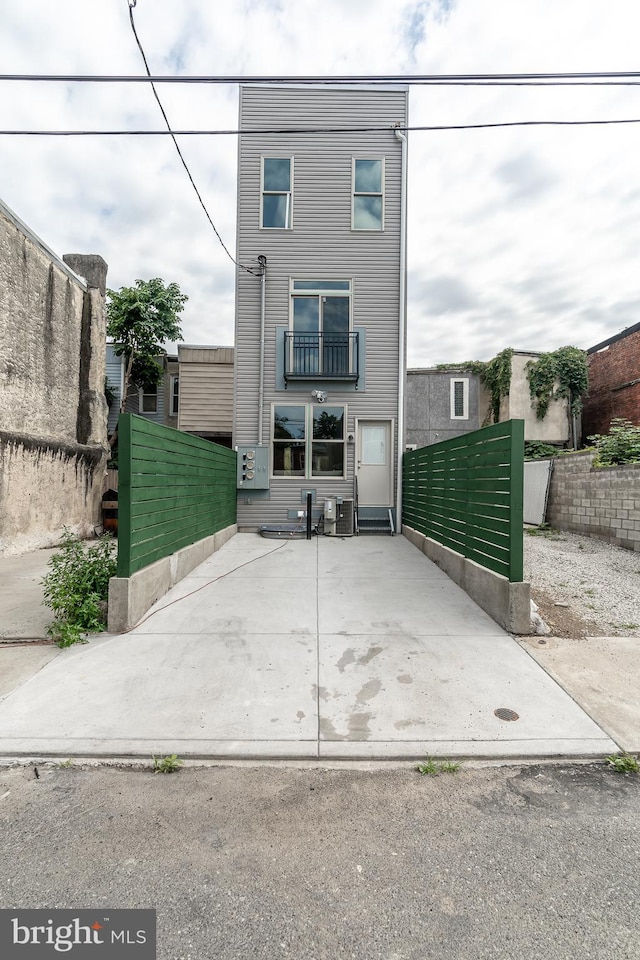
[
  {"left": 402, "top": 420, "right": 524, "bottom": 581},
  {"left": 117, "top": 414, "right": 237, "bottom": 577}
]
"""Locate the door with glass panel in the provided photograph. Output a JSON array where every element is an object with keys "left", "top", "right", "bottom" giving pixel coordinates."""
[
  {"left": 291, "top": 281, "right": 350, "bottom": 376},
  {"left": 356, "top": 420, "right": 393, "bottom": 506}
]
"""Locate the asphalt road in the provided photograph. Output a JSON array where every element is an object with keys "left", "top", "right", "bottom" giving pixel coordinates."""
[{"left": 0, "top": 762, "right": 638, "bottom": 960}]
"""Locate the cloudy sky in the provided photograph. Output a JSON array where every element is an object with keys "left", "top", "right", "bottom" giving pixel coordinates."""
[{"left": 2, "top": 0, "right": 639, "bottom": 366}]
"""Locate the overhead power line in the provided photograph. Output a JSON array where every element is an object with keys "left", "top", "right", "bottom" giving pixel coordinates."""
[
  {"left": 126, "top": 0, "right": 256, "bottom": 275},
  {"left": 3, "top": 118, "right": 640, "bottom": 135},
  {"left": 3, "top": 71, "right": 640, "bottom": 85}
]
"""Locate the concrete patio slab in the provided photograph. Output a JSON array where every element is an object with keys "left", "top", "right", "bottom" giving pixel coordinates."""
[
  {"left": 0, "top": 534, "right": 618, "bottom": 760},
  {"left": 521, "top": 635, "right": 640, "bottom": 753},
  {"left": 134, "top": 575, "right": 318, "bottom": 636},
  {"left": 318, "top": 576, "right": 501, "bottom": 636},
  {"left": 318, "top": 632, "right": 612, "bottom": 751}
]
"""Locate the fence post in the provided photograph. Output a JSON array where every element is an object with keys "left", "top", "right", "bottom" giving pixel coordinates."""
[
  {"left": 508, "top": 419, "right": 525, "bottom": 582},
  {"left": 116, "top": 413, "right": 132, "bottom": 579}
]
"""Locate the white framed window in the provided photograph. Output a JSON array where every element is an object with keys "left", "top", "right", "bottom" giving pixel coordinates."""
[
  {"left": 139, "top": 383, "right": 158, "bottom": 414},
  {"left": 352, "top": 158, "right": 384, "bottom": 230},
  {"left": 261, "top": 157, "right": 293, "bottom": 228},
  {"left": 272, "top": 404, "right": 346, "bottom": 479},
  {"left": 450, "top": 378, "right": 469, "bottom": 420},
  {"left": 170, "top": 375, "right": 179, "bottom": 416}
]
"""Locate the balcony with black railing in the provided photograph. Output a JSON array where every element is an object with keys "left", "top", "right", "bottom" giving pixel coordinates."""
[{"left": 283, "top": 332, "right": 360, "bottom": 387}]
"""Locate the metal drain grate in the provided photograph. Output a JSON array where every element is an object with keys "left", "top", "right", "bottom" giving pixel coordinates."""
[{"left": 494, "top": 707, "right": 519, "bottom": 722}]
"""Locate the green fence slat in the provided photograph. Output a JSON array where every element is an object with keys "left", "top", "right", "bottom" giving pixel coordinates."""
[
  {"left": 402, "top": 419, "right": 525, "bottom": 582},
  {"left": 116, "top": 414, "right": 237, "bottom": 578},
  {"left": 509, "top": 418, "right": 525, "bottom": 581},
  {"left": 116, "top": 412, "right": 132, "bottom": 578}
]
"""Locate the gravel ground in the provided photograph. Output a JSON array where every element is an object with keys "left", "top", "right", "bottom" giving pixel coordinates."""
[{"left": 524, "top": 528, "right": 640, "bottom": 638}]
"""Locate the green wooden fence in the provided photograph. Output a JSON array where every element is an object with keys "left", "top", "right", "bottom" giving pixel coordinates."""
[
  {"left": 117, "top": 414, "right": 237, "bottom": 577},
  {"left": 402, "top": 420, "right": 524, "bottom": 581}
]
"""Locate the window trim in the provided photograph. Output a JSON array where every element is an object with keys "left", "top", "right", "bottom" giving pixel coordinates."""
[
  {"left": 139, "top": 383, "right": 158, "bottom": 415},
  {"left": 450, "top": 378, "right": 469, "bottom": 420},
  {"left": 288, "top": 279, "right": 354, "bottom": 378},
  {"left": 169, "top": 375, "right": 179, "bottom": 417},
  {"left": 271, "top": 402, "right": 347, "bottom": 480},
  {"left": 289, "top": 279, "right": 353, "bottom": 330},
  {"left": 352, "top": 157, "right": 385, "bottom": 231},
  {"left": 260, "top": 156, "right": 293, "bottom": 229}
]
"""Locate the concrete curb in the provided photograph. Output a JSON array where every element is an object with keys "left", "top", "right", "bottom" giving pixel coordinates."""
[
  {"left": 107, "top": 524, "right": 237, "bottom": 632},
  {"left": 402, "top": 525, "right": 531, "bottom": 634}
]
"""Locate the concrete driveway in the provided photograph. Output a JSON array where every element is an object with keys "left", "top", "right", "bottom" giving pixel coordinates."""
[{"left": 0, "top": 534, "right": 616, "bottom": 760}]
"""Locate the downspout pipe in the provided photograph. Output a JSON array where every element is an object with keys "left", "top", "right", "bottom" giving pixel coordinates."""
[
  {"left": 257, "top": 254, "right": 267, "bottom": 446},
  {"left": 394, "top": 124, "right": 408, "bottom": 531}
]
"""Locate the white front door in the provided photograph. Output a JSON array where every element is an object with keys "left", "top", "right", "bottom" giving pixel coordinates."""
[{"left": 356, "top": 420, "right": 393, "bottom": 506}]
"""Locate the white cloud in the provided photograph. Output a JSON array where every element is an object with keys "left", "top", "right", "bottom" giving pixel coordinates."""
[{"left": 2, "top": 0, "right": 640, "bottom": 361}]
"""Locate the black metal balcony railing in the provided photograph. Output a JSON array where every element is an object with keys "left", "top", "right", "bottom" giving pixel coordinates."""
[{"left": 283, "top": 332, "right": 360, "bottom": 387}]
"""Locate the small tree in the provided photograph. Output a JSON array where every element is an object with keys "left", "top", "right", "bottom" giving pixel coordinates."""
[{"left": 106, "top": 278, "right": 187, "bottom": 427}]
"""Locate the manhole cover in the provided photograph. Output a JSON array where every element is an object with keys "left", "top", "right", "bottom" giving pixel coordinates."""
[{"left": 494, "top": 707, "right": 519, "bottom": 722}]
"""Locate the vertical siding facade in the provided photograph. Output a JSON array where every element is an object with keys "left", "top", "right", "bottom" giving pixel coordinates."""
[
  {"left": 106, "top": 343, "right": 123, "bottom": 435},
  {"left": 178, "top": 345, "right": 234, "bottom": 440},
  {"left": 234, "top": 84, "right": 408, "bottom": 529}
]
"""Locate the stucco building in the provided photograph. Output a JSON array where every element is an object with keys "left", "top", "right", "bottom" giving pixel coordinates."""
[{"left": 0, "top": 198, "right": 108, "bottom": 554}]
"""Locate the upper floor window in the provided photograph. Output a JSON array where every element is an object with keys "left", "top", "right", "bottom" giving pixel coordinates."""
[
  {"left": 450, "top": 378, "right": 469, "bottom": 420},
  {"left": 352, "top": 158, "right": 384, "bottom": 230},
  {"left": 139, "top": 383, "right": 158, "bottom": 414},
  {"left": 261, "top": 157, "right": 292, "bottom": 229},
  {"left": 170, "top": 375, "right": 179, "bottom": 416}
]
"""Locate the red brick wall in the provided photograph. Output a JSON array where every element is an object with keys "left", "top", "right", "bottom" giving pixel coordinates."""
[{"left": 582, "top": 327, "right": 640, "bottom": 440}]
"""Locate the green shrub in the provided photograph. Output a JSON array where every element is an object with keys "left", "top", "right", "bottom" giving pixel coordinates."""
[
  {"left": 588, "top": 418, "right": 640, "bottom": 467},
  {"left": 524, "top": 440, "right": 562, "bottom": 461},
  {"left": 42, "top": 531, "right": 117, "bottom": 647}
]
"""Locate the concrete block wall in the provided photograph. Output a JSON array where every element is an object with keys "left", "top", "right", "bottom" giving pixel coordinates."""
[{"left": 546, "top": 450, "right": 640, "bottom": 551}]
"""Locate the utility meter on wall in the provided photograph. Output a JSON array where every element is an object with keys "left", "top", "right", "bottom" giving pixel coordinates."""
[{"left": 236, "top": 446, "right": 269, "bottom": 490}]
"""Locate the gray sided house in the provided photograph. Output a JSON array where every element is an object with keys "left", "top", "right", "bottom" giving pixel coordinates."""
[
  {"left": 106, "top": 343, "right": 179, "bottom": 435},
  {"left": 233, "top": 84, "right": 408, "bottom": 532},
  {"left": 405, "top": 367, "right": 484, "bottom": 449},
  {"left": 177, "top": 345, "right": 233, "bottom": 447},
  {"left": 106, "top": 343, "right": 234, "bottom": 447}
]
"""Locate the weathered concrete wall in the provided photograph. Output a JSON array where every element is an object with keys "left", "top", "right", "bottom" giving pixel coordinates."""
[
  {"left": 546, "top": 451, "right": 640, "bottom": 552},
  {"left": 501, "top": 353, "right": 570, "bottom": 444},
  {"left": 0, "top": 200, "right": 108, "bottom": 554}
]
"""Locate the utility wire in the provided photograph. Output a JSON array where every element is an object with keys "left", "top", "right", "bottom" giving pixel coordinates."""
[
  {"left": 126, "top": 0, "right": 257, "bottom": 275},
  {"left": 3, "top": 117, "right": 640, "bottom": 135},
  {"left": 4, "top": 71, "right": 640, "bottom": 85}
]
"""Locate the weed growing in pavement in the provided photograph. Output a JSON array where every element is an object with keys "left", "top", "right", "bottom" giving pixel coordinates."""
[
  {"left": 152, "top": 754, "right": 184, "bottom": 774},
  {"left": 416, "top": 757, "right": 461, "bottom": 776},
  {"left": 525, "top": 524, "right": 563, "bottom": 539},
  {"left": 605, "top": 753, "right": 639, "bottom": 774},
  {"left": 42, "top": 531, "right": 117, "bottom": 648},
  {"left": 56, "top": 759, "right": 73, "bottom": 768}
]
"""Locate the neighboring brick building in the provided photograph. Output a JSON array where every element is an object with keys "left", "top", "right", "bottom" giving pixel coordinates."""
[{"left": 582, "top": 321, "right": 640, "bottom": 441}]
